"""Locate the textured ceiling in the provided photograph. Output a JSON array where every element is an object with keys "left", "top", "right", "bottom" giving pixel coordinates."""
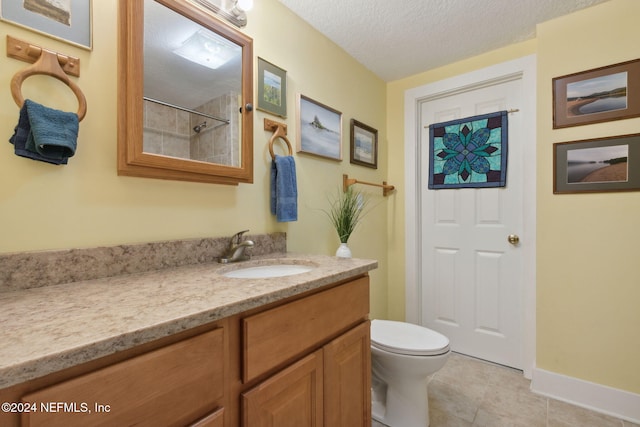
[{"left": 277, "top": 0, "right": 610, "bottom": 81}]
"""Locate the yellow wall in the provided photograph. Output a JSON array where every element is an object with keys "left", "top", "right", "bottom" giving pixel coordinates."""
[
  {"left": 386, "top": 0, "right": 640, "bottom": 394},
  {"left": 536, "top": 0, "right": 640, "bottom": 394},
  {"left": 0, "top": 0, "right": 389, "bottom": 318}
]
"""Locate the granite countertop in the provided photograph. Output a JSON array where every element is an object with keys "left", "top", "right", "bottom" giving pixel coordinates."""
[{"left": 0, "top": 253, "right": 377, "bottom": 389}]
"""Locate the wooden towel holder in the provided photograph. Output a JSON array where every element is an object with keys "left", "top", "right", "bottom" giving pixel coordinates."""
[
  {"left": 6, "top": 35, "right": 87, "bottom": 121},
  {"left": 343, "top": 174, "right": 395, "bottom": 197},
  {"left": 264, "top": 118, "right": 293, "bottom": 160}
]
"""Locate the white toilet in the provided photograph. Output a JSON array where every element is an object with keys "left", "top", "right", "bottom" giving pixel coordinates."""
[{"left": 370, "top": 319, "right": 450, "bottom": 427}]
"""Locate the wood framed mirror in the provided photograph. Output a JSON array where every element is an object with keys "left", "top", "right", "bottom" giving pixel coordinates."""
[{"left": 118, "top": 0, "right": 253, "bottom": 184}]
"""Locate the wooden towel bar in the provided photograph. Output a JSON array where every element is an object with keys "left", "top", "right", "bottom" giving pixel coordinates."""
[{"left": 343, "top": 174, "right": 395, "bottom": 197}]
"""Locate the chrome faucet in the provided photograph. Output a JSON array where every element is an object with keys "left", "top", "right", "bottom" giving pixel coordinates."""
[{"left": 219, "top": 229, "right": 254, "bottom": 263}]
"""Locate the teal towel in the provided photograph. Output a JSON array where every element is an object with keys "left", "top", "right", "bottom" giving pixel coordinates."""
[
  {"left": 9, "top": 101, "right": 68, "bottom": 165},
  {"left": 25, "top": 99, "right": 79, "bottom": 161},
  {"left": 270, "top": 155, "right": 298, "bottom": 222}
]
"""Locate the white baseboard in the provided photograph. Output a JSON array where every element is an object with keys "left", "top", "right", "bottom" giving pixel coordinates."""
[{"left": 531, "top": 368, "right": 640, "bottom": 424}]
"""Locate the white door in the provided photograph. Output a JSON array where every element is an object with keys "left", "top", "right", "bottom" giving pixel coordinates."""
[{"left": 419, "top": 76, "right": 524, "bottom": 369}]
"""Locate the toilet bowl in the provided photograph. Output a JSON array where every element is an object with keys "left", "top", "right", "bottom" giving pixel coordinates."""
[{"left": 371, "top": 319, "right": 450, "bottom": 427}]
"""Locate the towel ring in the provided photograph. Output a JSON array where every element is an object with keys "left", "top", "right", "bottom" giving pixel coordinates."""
[
  {"left": 10, "top": 49, "right": 87, "bottom": 121},
  {"left": 265, "top": 118, "right": 293, "bottom": 160},
  {"left": 269, "top": 133, "right": 293, "bottom": 160}
]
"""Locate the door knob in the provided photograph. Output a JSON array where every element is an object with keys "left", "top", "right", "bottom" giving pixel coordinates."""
[{"left": 508, "top": 234, "right": 520, "bottom": 245}]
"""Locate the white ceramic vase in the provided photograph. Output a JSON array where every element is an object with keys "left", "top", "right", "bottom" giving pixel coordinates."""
[{"left": 335, "top": 242, "right": 352, "bottom": 258}]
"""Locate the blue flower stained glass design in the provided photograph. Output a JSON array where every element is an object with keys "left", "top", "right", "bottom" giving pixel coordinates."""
[{"left": 428, "top": 111, "right": 508, "bottom": 189}]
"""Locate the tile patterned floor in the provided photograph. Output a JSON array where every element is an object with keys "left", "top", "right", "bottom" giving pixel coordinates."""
[{"left": 373, "top": 352, "right": 639, "bottom": 427}]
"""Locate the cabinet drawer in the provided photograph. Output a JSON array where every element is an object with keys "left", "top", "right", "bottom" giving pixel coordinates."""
[
  {"left": 22, "top": 328, "right": 225, "bottom": 427},
  {"left": 243, "top": 276, "right": 369, "bottom": 382}
]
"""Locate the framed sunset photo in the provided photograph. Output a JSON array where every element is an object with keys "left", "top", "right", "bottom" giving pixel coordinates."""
[
  {"left": 553, "top": 59, "right": 640, "bottom": 128},
  {"left": 554, "top": 133, "right": 640, "bottom": 194}
]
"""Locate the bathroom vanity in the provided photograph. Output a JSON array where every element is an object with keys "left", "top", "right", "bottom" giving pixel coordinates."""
[{"left": 0, "top": 245, "right": 376, "bottom": 427}]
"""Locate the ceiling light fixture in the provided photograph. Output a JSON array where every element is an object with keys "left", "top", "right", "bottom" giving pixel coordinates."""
[
  {"left": 173, "top": 29, "right": 241, "bottom": 69},
  {"left": 190, "top": 0, "right": 253, "bottom": 28}
]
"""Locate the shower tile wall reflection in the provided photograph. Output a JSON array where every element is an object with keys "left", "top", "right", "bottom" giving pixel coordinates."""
[
  {"left": 144, "top": 100, "right": 190, "bottom": 159},
  {"left": 189, "top": 92, "right": 240, "bottom": 166},
  {"left": 143, "top": 92, "right": 239, "bottom": 166}
]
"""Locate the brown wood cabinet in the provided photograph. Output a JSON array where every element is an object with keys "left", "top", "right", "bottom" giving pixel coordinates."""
[
  {"left": 241, "top": 322, "right": 371, "bottom": 427},
  {"left": 241, "top": 277, "right": 371, "bottom": 426},
  {"left": 0, "top": 275, "right": 370, "bottom": 427},
  {"left": 243, "top": 350, "right": 324, "bottom": 426},
  {"left": 323, "top": 322, "right": 371, "bottom": 426},
  {"left": 21, "top": 328, "right": 226, "bottom": 427},
  {"left": 190, "top": 408, "right": 225, "bottom": 427}
]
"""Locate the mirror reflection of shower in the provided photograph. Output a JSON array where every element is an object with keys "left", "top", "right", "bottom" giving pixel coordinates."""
[
  {"left": 193, "top": 121, "right": 207, "bottom": 133},
  {"left": 141, "top": 0, "right": 243, "bottom": 168}
]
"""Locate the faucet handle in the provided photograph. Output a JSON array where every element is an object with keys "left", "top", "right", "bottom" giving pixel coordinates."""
[{"left": 231, "top": 229, "right": 250, "bottom": 244}]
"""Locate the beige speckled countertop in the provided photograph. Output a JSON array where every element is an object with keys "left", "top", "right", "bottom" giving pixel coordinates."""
[{"left": 0, "top": 253, "right": 377, "bottom": 389}]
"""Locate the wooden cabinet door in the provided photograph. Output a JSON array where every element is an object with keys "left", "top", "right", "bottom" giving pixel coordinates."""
[
  {"left": 323, "top": 321, "right": 371, "bottom": 427},
  {"left": 242, "top": 350, "right": 323, "bottom": 427}
]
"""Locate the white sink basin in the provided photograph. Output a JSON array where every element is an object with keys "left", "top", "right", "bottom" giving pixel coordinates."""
[{"left": 222, "top": 264, "right": 314, "bottom": 279}]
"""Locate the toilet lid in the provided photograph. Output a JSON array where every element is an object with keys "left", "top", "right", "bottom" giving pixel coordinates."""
[{"left": 371, "top": 319, "right": 450, "bottom": 356}]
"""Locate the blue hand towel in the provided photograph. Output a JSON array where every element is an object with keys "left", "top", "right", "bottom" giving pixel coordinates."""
[
  {"left": 8, "top": 101, "right": 68, "bottom": 165},
  {"left": 270, "top": 155, "right": 298, "bottom": 222},
  {"left": 25, "top": 99, "right": 79, "bottom": 161}
]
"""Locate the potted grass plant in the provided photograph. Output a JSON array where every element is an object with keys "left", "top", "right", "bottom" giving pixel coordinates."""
[{"left": 324, "top": 186, "right": 369, "bottom": 258}]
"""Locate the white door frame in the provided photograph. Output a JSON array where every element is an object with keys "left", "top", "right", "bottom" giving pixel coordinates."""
[{"left": 404, "top": 55, "right": 537, "bottom": 378}]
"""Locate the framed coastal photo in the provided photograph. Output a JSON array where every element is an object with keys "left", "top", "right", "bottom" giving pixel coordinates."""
[
  {"left": 553, "top": 133, "right": 640, "bottom": 194},
  {"left": 350, "top": 119, "right": 378, "bottom": 169},
  {"left": 552, "top": 59, "right": 640, "bottom": 128},
  {"left": 0, "top": 0, "right": 92, "bottom": 50},
  {"left": 297, "top": 94, "right": 342, "bottom": 161},
  {"left": 257, "top": 57, "right": 287, "bottom": 118}
]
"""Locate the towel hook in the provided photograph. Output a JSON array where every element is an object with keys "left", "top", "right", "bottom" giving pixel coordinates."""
[
  {"left": 264, "top": 118, "right": 293, "bottom": 160},
  {"left": 7, "top": 36, "right": 87, "bottom": 121}
]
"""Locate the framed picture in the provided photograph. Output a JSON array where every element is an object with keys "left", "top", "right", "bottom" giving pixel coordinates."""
[
  {"left": 552, "top": 58, "right": 640, "bottom": 128},
  {"left": 257, "top": 57, "right": 287, "bottom": 118},
  {"left": 350, "top": 119, "right": 378, "bottom": 169},
  {"left": 553, "top": 133, "right": 640, "bottom": 194},
  {"left": 0, "top": 0, "right": 92, "bottom": 50},
  {"left": 297, "top": 94, "right": 342, "bottom": 160}
]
